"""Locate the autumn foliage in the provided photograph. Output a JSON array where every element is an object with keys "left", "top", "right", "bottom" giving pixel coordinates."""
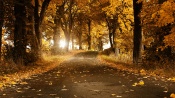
[{"left": 0, "top": 0, "right": 174, "bottom": 69}]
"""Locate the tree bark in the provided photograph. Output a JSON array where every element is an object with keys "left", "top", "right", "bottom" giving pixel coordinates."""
[
  {"left": 0, "top": 0, "right": 4, "bottom": 61},
  {"left": 105, "top": 16, "right": 117, "bottom": 52},
  {"left": 13, "top": 0, "right": 27, "bottom": 65},
  {"left": 133, "top": 0, "right": 142, "bottom": 64},
  {"left": 87, "top": 19, "right": 91, "bottom": 50},
  {"left": 34, "top": 0, "right": 51, "bottom": 57}
]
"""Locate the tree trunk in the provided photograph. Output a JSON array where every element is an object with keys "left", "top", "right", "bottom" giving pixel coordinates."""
[
  {"left": 34, "top": 0, "right": 51, "bottom": 57},
  {"left": 13, "top": 0, "right": 27, "bottom": 65},
  {"left": 106, "top": 16, "right": 117, "bottom": 52},
  {"left": 65, "top": 33, "right": 70, "bottom": 51},
  {"left": 78, "top": 19, "right": 83, "bottom": 50},
  {"left": 72, "top": 35, "right": 74, "bottom": 50},
  {"left": 133, "top": 0, "right": 142, "bottom": 64},
  {"left": 52, "top": 4, "right": 65, "bottom": 53},
  {"left": 78, "top": 35, "right": 82, "bottom": 50},
  {"left": 87, "top": 19, "right": 91, "bottom": 50},
  {"left": 53, "top": 19, "right": 61, "bottom": 54},
  {"left": 0, "top": 0, "right": 4, "bottom": 61},
  {"left": 28, "top": 10, "right": 39, "bottom": 61},
  {"left": 98, "top": 37, "right": 103, "bottom": 51}
]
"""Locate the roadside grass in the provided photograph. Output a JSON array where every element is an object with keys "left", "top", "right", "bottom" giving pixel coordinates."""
[
  {"left": 98, "top": 53, "right": 175, "bottom": 82},
  {"left": 0, "top": 50, "right": 79, "bottom": 90}
]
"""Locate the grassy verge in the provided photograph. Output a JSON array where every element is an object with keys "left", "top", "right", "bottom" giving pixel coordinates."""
[
  {"left": 98, "top": 54, "right": 175, "bottom": 82},
  {"left": 0, "top": 51, "right": 79, "bottom": 90}
]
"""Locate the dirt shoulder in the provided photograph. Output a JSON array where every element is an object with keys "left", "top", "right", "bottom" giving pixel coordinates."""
[
  {"left": 0, "top": 50, "right": 81, "bottom": 90},
  {"left": 98, "top": 54, "right": 175, "bottom": 83}
]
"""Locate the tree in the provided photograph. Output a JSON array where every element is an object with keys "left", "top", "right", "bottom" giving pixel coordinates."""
[
  {"left": 133, "top": 0, "right": 142, "bottom": 64},
  {"left": 0, "top": 0, "right": 4, "bottom": 61},
  {"left": 103, "top": 0, "right": 134, "bottom": 56},
  {"left": 52, "top": 1, "right": 65, "bottom": 53},
  {"left": 140, "top": 0, "right": 175, "bottom": 64},
  {"left": 34, "top": 0, "right": 51, "bottom": 56},
  {"left": 91, "top": 22, "right": 108, "bottom": 51},
  {"left": 13, "top": 0, "right": 28, "bottom": 65},
  {"left": 73, "top": 12, "right": 85, "bottom": 50}
]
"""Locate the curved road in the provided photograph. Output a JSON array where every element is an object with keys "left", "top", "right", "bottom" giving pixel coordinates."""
[{"left": 0, "top": 51, "right": 175, "bottom": 98}]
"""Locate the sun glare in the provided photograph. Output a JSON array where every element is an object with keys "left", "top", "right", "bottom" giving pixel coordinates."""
[
  {"left": 60, "top": 40, "right": 66, "bottom": 48},
  {"left": 103, "top": 42, "right": 110, "bottom": 50}
]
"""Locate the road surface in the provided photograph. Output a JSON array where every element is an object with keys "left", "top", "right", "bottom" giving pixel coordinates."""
[{"left": 0, "top": 51, "right": 175, "bottom": 98}]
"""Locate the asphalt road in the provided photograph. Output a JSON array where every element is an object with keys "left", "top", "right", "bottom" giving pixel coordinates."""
[{"left": 0, "top": 51, "right": 175, "bottom": 98}]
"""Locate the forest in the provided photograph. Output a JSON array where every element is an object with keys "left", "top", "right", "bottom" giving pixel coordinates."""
[{"left": 0, "top": 0, "right": 175, "bottom": 69}]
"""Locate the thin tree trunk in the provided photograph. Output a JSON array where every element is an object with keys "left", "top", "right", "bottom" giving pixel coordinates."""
[
  {"left": 133, "top": 0, "right": 142, "bottom": 64},
  {"left": 78, "top": 19, "right": 83, "bottom": 50},
  {"left": 78, "top": 35, "right": 82, "bottom": 50},
  {"left": 0, "top": 0, "right": 4, "bottom": 61},
  {"left": 87, "top": 19, "right": 91, "bottom": 50}
]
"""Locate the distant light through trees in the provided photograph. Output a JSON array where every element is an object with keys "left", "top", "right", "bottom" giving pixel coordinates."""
[{"left": 60, "top": 40, "right": 66, "bottom": 48}]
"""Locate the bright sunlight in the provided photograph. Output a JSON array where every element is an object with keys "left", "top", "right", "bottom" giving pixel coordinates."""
[{"left": 60, "top": 40, "right": 66, "bottom": 48}]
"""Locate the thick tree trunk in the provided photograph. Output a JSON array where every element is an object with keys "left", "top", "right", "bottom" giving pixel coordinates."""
[
  {"left": 133, "top": 0, "right": 142, "bottom": 64},
  {"left": 52, "top": 4, "right": 65, "bottom": 53},
  {"left": 0, "top": 0, "right": 4, "bottom": 61},
  {"left": 53, "top": 19, "right": 61, "bottom": 54},
  {"left": 28, "top": 12, "right": 39, "bottom": 61},
  {"left": 13, "top": 0, "right": 27, "bottom": 65},
  {"left": 34, "top": 0, "right": 41, "bottom": 58}
]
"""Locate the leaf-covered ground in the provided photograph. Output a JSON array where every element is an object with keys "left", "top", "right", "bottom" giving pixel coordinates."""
[{"left": 0, "top": 51, "right": 175, "bottom": 98}]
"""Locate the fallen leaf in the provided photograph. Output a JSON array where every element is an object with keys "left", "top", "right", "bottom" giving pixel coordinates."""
[
  {"left": 0, "top": 83, "right": 3, "bottom": 88},
  {"left": 169, "top": 77, "right": 175, "bottom": 82},
  {"left": 61, "top": 89, "right": 68, "bottom": 91},
  {"left": 170, "top": 93, "right": 175, "bottom": 98},
  {"left": 111, "top": 94, "right": 116, "bottom": 96},
  {"left": 11, "top": 81, "right": 17, "bottom": 85},
  {"left": 140, "top": 69, "right": 146, "bottom": 75},
  {"left": 49, "top": 82, "right": 52, "bottom": 85},
  {"left": 132, "top": 83, "right": 137, "bottom": 86},
  {"left": 16, "top": 90, "right": 22, "bottom": 93},
  {"left": 138, "top": 80, "right": 144, "bottom": 86},
  {"left": 132, "top": 80, "right": 144, "bottom": 86},
  {"left": 20, "top": 82, "right": 28, "bottom": 85}
]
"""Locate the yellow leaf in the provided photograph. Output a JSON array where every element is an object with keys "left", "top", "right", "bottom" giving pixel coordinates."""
[
  {"left": 132, "top": 80, "right": 144, "bottom": 86},
  {"left": 140, "top": 69, "right": 146, "bottom": 75},
  {"left": 0, "top": 83, "right": 3, "bottom": 88},
  {"left": 132, "top": 83, "right": 137, "bottom": 86},
  {"left": 111, "top": 94, "right": 116, "bottom": 96},
  {"left": 170, "top": 93, "right": 175, "bottom": 98},
  {"left": 20, "top": 82, "right": 28, "bottom": 85},
  {"left": 138, "top": 80, "right": 144, "bottom": 86},
  {"left": 11, "top": 81, "right": 17, "bottom": 85}
]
